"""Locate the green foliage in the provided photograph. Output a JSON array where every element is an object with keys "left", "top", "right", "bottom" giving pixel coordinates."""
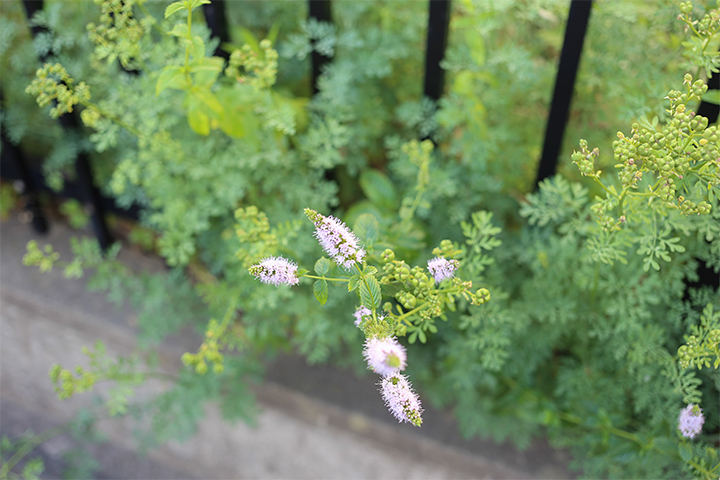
[{"left": 10, "top": 0, "right": 720, "bottom": 477}]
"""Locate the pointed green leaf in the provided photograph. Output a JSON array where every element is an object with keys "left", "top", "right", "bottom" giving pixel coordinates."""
[
  {"left": 170, "top": 23, "right": 189, "bottom": 38},
  {"left": 678, "top": 442, "right": 692, "bottom": 462},
  {"left": 314, "top": 257, "right": 332, "bottom": 276},
  {"left": 190, "top": 57, "right": 224, "bottom": 88},
  {"left": 353, "top": 213, "right": 380, "bottom": 245},
  {"left": 359, "top": 169, "right": 397, "bottom": 210},
  {"left": 164, "top": 2, "right": 186, "bottom": 18},
  {"left": 359, "top": 275, "right": 381, "bottom": 310},
  {"left": 186, "top": 96, "right": 210, "bottom": 135},
  {"left": 156, "top": 66, "right": 187, "bottom": 95},
  {"left": 313, "top": 279, "right": 328, "bottom": 305},
  {"left": 193, "top": 88, "right": 224, "bottom": 116},
  {"left": 187, "top": 0, "right": 211, "bottom": 11},
  {"left": 348, "top": 274, "right": 361, "bottom": 292}
]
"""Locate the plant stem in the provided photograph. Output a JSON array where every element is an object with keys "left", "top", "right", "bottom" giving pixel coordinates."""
[
  {"left": 303, "top": 274, "right": 349, "bottom": 283},
  {"left": 0, "top": 424, "right": 70, "bottom": 478}
]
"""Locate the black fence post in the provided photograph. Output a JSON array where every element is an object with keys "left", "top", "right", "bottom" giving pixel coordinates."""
[
  {"left": 309, "top": 0, "right": 332, "bottom": 95},
  {"left": 0, "top": 88, "right": 49, "bottom": 235},
  {"left": 203, "top": 0, "right": 230, "bottom": 61},
  {"left": 423, "top": 0, "right": 451, "bottom": 103},
  {"left": 534, "top": 0, "right": 593, "bottom": 189},
  {"left": 689, "top": 62, "right": 720, "bottom": 293},
  {"left": 22, "top": 0, "right": 113, "bottom": 251}
]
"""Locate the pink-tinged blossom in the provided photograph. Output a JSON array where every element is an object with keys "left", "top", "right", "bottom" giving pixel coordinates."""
[
  {"left": 353, "top": 306, "right": 371, "bottom": 327},
  {"left": 380, "top": 374, "right": 423, "bottom": 426},
  {"left": 363, "top": 336, "right": 407, "bottom": 376},
  {"left": 305, "top": 209, "right": 365, "bottom": 269},
  {"left": 427, "top": 257, "right": 459, "bottom": 284},
  {"left": 678, "top": 404, "right": 705, "bottom": 439},
  {"left": 248, "top": 256, "right": 300, "bottom": 287}
]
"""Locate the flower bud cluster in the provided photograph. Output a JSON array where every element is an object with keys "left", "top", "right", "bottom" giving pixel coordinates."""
[
  {"left": 226, "top": 39, "right": 279, "bottom": 89},
  {"left": 575, "top": 73, "right": 719, "bottom": 224},
  {"left": 25, "top": 63, "right": 91, "bottom": 118}
]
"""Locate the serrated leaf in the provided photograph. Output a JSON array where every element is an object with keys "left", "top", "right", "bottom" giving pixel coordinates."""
[
  {"left": 187, "top": 0, "right": 211, "bottom": 10},
  {"left": 678, "top": 442, "right": 693, "bottom": 462},
  {"left": 353, "top": 213, "right": 380, "bottom": 245},
  {"left": 359, "top": 275, "right": 381, "bottom": 310},
  {"left": 313, "top": 279, "right": 328, "bottom": 305},
  {"left": 189, "top": 35, "right": 206, "bottom": 65},
  {"left": 314, "top": 257, "right": 332, "bottom": 276},
  {"left": 164, "top": 2, "right": 186, "bottom": 18},
  {"left": 170, "top": 23, "right": 189, "bottom": 38},
  {"left": 190, "top": 57, "right": 223, "bottom": 88},
  {"left": 348, "top": 274, "right": 361, "bottom": 292},
  {"left": 156, "top": 66, "right": 187, "bottom": 95},
  {"left": 362, "top": 265, "right": 377, "bottom": 276}
]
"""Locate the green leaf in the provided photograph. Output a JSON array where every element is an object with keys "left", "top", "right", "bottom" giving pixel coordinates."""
[
  {"left": 187, "top": 0, "right": 211, "bottom": 11},
  {"left": 348, "top": 274, "right": 361, "bottom": 292},
  {"left": 164, "top": 2, "right": 186, "bottom": 18},
  {"left": 314, "top": 257, "right": 332, "bottom": 276},
  {"left": 359, "top": 275, "right": 381, "bottom": 310},
  {"left": 170, "top": 23, "right": 189, "bottom": 38},
  {"left": 702, "top": 90, "right": 720, "bottom": 105},
  {"left": 186, "top": 96, "right": 210, "bottom": 135},
  {"left": 190, "top": 57, "right": 224, "bottom": 88},
  {"left": 313, "top": 279, "right": 328, "bottom": 305},
  {"left": 237, "top": 27, "right": 261, "bottom": 53},
  {"left": 353, "top": 213, "right": 380, "bottom": 245},
  {"left": 189, "top": 35, "right": 206, "bottom": 65},
  {"left": 156, "top": 66, "right": 188, "bottom": 95},
  {"left": 193, "top": 88, "right": 224, "bottom": 116},
  {"left": 359, "top": 169, "right": 397, "bottom": 210},
  {"left": 678, "top": 442, "right": 693, "bottom": 462}
]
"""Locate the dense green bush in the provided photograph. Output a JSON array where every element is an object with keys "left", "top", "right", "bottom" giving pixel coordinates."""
[{"left": 3, "top": 0, "right": 719, "bottom": 477}]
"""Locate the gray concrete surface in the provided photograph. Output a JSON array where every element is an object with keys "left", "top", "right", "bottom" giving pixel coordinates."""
[{"left": 1, "top": 214, "right": 572, "bottom": 479}]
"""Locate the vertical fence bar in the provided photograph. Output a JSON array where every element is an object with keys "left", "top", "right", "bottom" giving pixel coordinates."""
[
  {"left": 0, "top": 88, "right": 49, "bottom": 234},
  {"left": 534, "top": 0, "right": 593, "bottom": 189},
  {"left": 691, "top": 63, "right": 720, "bottom": 292},
  {"left": 22, "top": 0, "right": 113, "bottom": 250},
  {"left": 309, "top": 0, "right": 332, "bottom": 95},
  {"left": 203, "top": 0, "right": 230, "bottom": 61},
  {"left": 423, "top": 0, "right": 451, "bottom": 103}
]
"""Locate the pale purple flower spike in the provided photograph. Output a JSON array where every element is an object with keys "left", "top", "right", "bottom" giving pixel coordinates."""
[
  {"left": 427, "top": 257, "right": 459, "bottom": 284},
  {"left": 678, "top": 404, "right": 705, "bottom": 439},
  {"left": 354, "top": 306, "right": 371, "bottom": 327},
  {"left": 363, "top": 336, "right": 407, "bottom": 376},
  {"left": 249, "top": 256, "right": 300, "bottom": 287},
  {"left": 307, "top": 210, "right": 365, "bottom": 269},
  {"left": 380, "top": 374, "right": 423, "bottom": 426}
]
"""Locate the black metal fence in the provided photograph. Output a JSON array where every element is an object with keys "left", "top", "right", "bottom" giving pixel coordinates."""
[{"left": 2, "top": 0, "right": 718, "bottom": 292}]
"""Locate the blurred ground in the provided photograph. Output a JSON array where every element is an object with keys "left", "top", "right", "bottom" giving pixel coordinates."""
[{"left": 1, "top": 214, "right": 572, "bottom": 479}]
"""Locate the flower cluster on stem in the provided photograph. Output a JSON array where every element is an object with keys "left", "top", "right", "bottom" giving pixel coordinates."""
[
  {"left": 304, "top": 209, "right": 366, "bottom": 269},
  {"left": 427, "top": 257, "right": 459, "bottom": 284},
  {"left": 248, "top": 256, "right": 299, "bottom": 286},
  {"left": 678, "top": 404, "right": 704, "bottom": 439}
]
